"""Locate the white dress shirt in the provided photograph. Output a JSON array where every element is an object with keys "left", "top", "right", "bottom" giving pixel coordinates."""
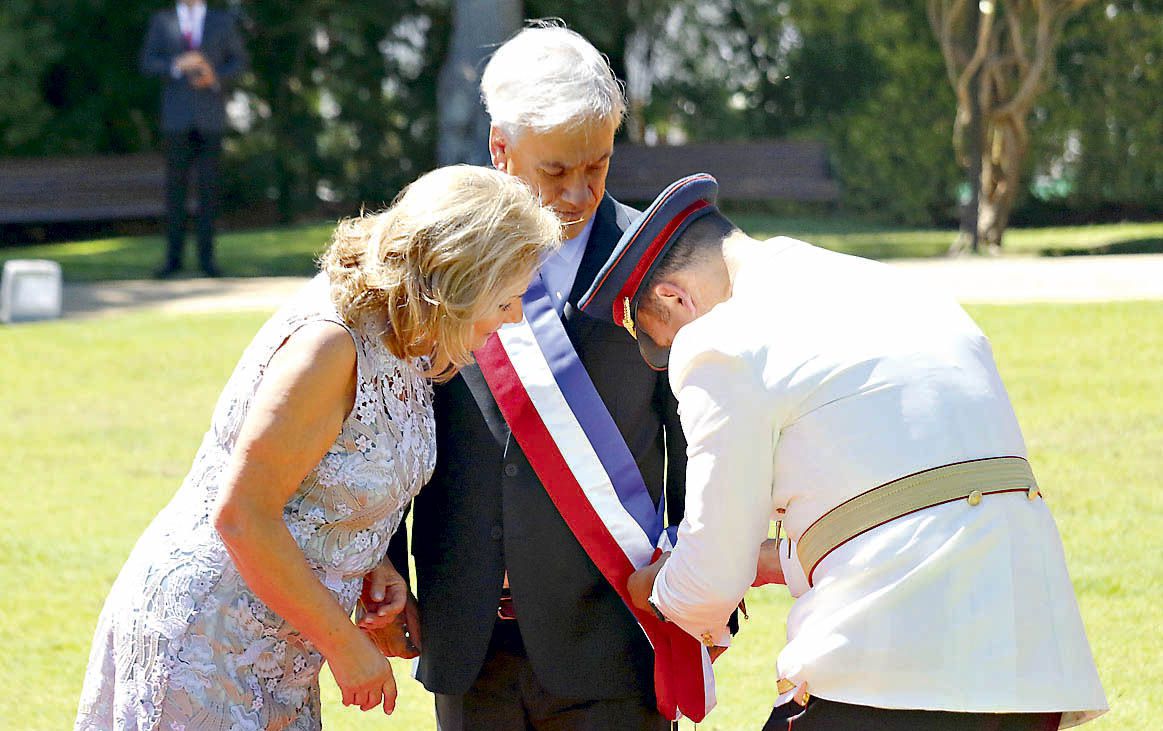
[
  {"left": 176, "top": 2, "right": 207, "bottom": 49},
  {"left": 539, "top": 216, "right": 593, "bottom": 317},
  {"left": 651, "top": 238, "right": 1107, "bottom": 727}
]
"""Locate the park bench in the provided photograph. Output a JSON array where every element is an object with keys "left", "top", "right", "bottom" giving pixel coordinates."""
[
  {"left": 0, "top": 141, "right": 839, "bottom": 225},
  {"left": 606, "top": 140, "right": 839, "bottom": 205},
  {"left": 0, "top": 154, "right": 168, "bottom": 225}
]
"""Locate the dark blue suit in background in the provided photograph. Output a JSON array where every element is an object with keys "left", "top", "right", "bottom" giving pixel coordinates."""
[{"left": 140, "top": 5, "right": 246, "bottom": 275}]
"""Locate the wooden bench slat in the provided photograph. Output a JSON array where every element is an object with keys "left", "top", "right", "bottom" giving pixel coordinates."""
[
  {"left": 0, "top": 203, "right": 166, "bottom": 224},
  {"left": 0, "top": 154, "right": 168, "bottom": 224}
]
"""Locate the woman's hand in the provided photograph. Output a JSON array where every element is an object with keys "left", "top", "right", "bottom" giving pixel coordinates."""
[
  {"left": 328, "top": 633, "right": 398, "bottom": 713},
  {"left": 357, "top": 561, "right": 421, "bottom": 658}
]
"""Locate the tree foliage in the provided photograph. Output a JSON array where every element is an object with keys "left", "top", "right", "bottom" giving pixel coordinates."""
[
  {"left": 4, "top": 0, "right": 1162, "bottom": 230},
  {"left": 1031, "top": 0, "right": 1163, "bottom": 216},
  {"left": 560, "top": 0, "right": 957, "bottom": 224},
  {"left": 1, "top": 1, "right": 155, "bottom": 154},
  {"left": 810, "top": 0, "right": 962, "bottom": 225},
  {"left": 2, "top": 1, "right": 448, "bottom": 222},
  {"left": 224, "top": 1, "right": 448, "bottom": 219}
]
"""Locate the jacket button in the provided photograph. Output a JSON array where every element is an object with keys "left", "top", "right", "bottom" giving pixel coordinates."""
[
  {"left": 490, "top": 525, "right": 503, "bottom": 540},
  {"left": 504, "top": 464, "right": 518, "bottom": 477}
]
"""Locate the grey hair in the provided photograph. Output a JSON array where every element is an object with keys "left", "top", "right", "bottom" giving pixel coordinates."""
[{"left": 481, "top": 19, "right": 627, "bottom": 139}]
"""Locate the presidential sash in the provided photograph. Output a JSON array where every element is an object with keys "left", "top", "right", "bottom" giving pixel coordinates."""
[{"left": 475, "top": 277, "right": 716, "bottom": 722}]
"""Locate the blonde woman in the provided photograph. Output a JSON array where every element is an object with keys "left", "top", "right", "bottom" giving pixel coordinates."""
[{"left": 75, "top": 166, "right": 561, "bottom": 731}]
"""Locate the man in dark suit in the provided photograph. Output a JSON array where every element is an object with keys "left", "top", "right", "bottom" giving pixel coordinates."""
[
  {"left": 368, "top": 22, "right": 686, "bottom": 731},
  {"left": 140, "top": 0, "right": 247, "bottom": 278}
]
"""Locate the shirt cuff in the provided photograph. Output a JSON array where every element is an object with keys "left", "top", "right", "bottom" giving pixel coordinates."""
[
  {"left": 779, "top": 538, "right": 810, "bottom": 597},
  {"left": 649, "top": 576, "right": 733, "bottom": 648}
]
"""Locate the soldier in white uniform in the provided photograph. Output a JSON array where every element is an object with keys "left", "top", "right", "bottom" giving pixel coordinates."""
[{"left": 579, "top": 174, "right": 1107, "bottom": 730}]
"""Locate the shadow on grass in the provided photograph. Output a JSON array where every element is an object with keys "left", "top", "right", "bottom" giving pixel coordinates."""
[{"left": 1038, "top": 238, "right": 1163, "bottom": 257}]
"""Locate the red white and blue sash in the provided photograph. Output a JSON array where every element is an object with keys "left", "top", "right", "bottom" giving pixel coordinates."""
[{"left": 475, "top": 277, "right": 716, "bottom": 722}]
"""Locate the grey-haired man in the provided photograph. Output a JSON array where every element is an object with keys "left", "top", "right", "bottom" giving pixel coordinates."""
[{"left": 375, "top": 22, "right": 685, "bottom": 731}]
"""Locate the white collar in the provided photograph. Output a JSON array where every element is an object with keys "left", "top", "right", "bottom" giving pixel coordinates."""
[{"left": 176, "top": 3, "right": 207, "bottom": 23}]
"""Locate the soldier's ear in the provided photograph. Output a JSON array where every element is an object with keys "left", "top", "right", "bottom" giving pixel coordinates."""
[{"left": 654, "top": 281, "right": 698, "bottom": 319}]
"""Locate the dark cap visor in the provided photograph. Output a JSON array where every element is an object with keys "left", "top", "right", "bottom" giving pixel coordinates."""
[
  {"left": 629, "top": 298, "right": 671, "bottom": 371},
  {"left": 637, "top": 330, "right": 671, "bottom": 372}
]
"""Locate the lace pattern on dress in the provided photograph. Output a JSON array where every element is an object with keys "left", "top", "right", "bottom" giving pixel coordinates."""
[{"left": 76, "top": 275, "right": 435, "bottom": 731}]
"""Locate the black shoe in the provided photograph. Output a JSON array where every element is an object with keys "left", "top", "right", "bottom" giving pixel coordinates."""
[
  {"left": 154, "top": 264, "right": 182, "bottom": 279},
  {"left": 200, "top": 264, "right": 223, "bottom": 278}
]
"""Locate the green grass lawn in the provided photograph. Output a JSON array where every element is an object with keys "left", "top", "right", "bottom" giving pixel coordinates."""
[
  {"left": 2, "top": 301, "right": 1160, "bottom": 729},
  {"left": 4, "top": 216, "right": 1163, "bottom": 282}
]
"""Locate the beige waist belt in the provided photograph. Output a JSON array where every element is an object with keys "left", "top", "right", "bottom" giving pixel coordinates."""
[{"left": 796, "top": 456, "right": 1040, "bottom": 587}]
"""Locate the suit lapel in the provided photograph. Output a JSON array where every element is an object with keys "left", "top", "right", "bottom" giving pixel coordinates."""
[
  {"left": 200, "top": 9, "right": 220, "bottom": 49},
  {"left": 459, "top": 365, "right": 511, "bottom": 444},
  {"left": 163, "top": 10, "right": 183, "bottom": 48}
]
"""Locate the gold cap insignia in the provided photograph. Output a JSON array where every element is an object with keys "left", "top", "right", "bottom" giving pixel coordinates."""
[{"left": 621, "top": 297, "right": 637, "bottom": 339}]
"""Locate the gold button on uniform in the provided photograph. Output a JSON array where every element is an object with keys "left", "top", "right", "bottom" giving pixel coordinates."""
[
  {"left": 967, "top": 489, "right": 983, "bottom": 506},
  {"left": 1027, "top": 486, "right": 1039, "bottom": 501},
  {"left": 700, "top": 631, "right": 715, "bottom": 647}
]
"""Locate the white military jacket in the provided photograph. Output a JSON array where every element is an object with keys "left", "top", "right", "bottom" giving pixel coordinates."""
[{"left": 650, "top": 238, "right": 1107, "bottom": 726}]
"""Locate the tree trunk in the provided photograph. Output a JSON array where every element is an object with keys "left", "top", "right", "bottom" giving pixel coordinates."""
[
  {"left": 977, "top": 117, "right": 1026, "bottom": 251},
  {"left": 952, "top": 75, "right": 984, "bottom": 255},
  {"left": 931, "top": 0, "right": 1093, "bottom": 254},
  {"left": 946, "top": 2, "right": 984, "bottom": 256},
  {"left": 436, "top": 0, "right": 521, "bottom": 166}
]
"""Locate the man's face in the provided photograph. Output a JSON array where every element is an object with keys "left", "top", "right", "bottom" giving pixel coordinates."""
[{"left": 490, "top": 119, "right": 617, "bottom": 239}]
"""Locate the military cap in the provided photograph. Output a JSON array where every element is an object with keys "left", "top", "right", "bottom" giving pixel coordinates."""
[{"left": 579, "top": 173, "right": 720, "bottom": 370}]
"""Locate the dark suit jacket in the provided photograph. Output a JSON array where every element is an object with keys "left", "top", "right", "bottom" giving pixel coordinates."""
[
  {"left": 391, "top": 194, "right": 687, "bottom": 700},
  {"left": 140, "top": 6, "right": 247, "bottom": 134}
]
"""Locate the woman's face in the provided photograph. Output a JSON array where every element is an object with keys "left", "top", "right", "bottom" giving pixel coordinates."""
[{"left": 468, "top": 279, "right": 529, "bottom": 350}]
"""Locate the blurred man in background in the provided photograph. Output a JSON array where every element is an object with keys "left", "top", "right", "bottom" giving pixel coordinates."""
[{"left": 141, "top": 0, "right": 247, "bottom": 278}]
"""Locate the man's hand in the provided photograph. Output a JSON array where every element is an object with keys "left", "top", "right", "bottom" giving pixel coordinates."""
[
  {"left": 190, "top": 57, "right": 217, "bottom": 89},
  {"left": 175, "top": 52, "right": 216, "bottom": 88},
  {"left": 626, "top": 552, "right": 669, "bottom": 613},
  {"left": 357, "top": 562, "right": 421, "bottom": 658},
  {"left": 362, "top": 604, "right": 419, "bottom": 659},
  {"left": 752, "top": 538, "right": 786, "bottom": 587},
  {"left": 174, "top": 51, "right": 204, "bottom": 73}
]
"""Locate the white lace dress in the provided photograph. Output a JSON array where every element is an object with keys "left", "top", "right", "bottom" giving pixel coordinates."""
[{"left": 75, "top": 274, "right": 436, "bottom": 731}]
